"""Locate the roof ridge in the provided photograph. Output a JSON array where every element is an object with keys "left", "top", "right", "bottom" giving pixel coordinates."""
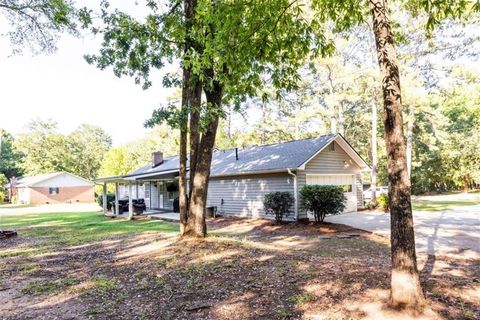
[{"left": 215, "top": 133, "right": 337, "bottom": 153}]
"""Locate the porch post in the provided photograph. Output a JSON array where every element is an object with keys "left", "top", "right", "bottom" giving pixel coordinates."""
[
  {"left": 102, "top": 183, "right": 107, "bottom": 215},
  {"left": 115, "top": 182, "right": 119, "bottom": 216},
  {"left": 128, "top": 182, "right": 133, "bottom": 220}
]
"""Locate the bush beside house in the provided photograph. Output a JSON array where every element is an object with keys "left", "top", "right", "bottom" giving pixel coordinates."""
[
  {"left": 377, "top": 193, "right": 389, "bottom": 212},
  {"left": 300, "top": 185, "right": 346, "bottom": 223},
  {"left": 263, "top": 192, "right": 294, "bottom": 222}
]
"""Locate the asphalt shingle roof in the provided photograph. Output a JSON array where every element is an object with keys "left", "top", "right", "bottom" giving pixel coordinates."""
[
  {"left": 126, "top": 134, "right": 337, "bottom": 178},
  {"left": 15, "top": 172, "right": 63, "bottom": 187}
]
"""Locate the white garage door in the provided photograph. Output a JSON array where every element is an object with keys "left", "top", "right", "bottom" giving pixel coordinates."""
[{"left": 305, "top": 174, "right": 357, "bottom": 213}]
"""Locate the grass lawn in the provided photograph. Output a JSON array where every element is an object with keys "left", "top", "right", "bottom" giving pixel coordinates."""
[
  {"left": 413, "top": 200, "right": 479, "bottom": 212},
  {"left": 0, "top": 210, "right": 178, "bottom": 247},
  {"left": 0, "top": 207, "right": 478, "bottom": 320}
]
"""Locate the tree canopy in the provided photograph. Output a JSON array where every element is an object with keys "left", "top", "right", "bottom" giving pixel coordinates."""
[
  {"left": 13, "top": 119, "right": 112, "bottom": 179},
  {"left": 0, "top": 0, "right": 78, "bottom": 55}
]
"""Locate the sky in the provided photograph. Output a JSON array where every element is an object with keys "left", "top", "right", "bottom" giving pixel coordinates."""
[{"left": 0, "top": 1, "right": 176, "bottom": 146}]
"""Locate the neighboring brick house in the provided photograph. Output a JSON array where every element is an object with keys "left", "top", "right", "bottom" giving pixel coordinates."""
[{"left": 9, "top": 172, "right": 94, "bottom": 205}]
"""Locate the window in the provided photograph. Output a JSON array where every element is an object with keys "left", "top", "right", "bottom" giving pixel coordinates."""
[
  {"left": 329, "top": 143, "right": 335, "bottom": 151},
  {"left": 341, "top": 185, "right": 352, "bottom": 193},
  {"left": 49, "top": 187, "right": 59, "bottom": 195}
]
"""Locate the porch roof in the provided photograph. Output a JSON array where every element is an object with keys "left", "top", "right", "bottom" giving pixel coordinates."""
[{"left": 94, "top": 169, "right": 179, "bottom": 183}]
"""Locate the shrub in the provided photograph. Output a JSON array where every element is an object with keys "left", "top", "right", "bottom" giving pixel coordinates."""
[
  {"left": 377, "top": 193, "right": 389, "bottom": 212},
  {"left": 0, "top": 173, "right": 7, "bottom": 203},
  {"left": 300, "top": 185, "right": 346, "bottom": 223},
  {"left": 366, "top": 199, "right": 378, "bottom": 210},
  {"left": 97, "top": 192, "right": 115, "bottom": 210},
  {"left": 263, "top": 191, "right": 294, "bottom": 222}
]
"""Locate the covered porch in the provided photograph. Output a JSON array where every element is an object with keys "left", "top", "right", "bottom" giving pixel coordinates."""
[{"left": 95, "top": 169, "right": 181, "bottom": 220}]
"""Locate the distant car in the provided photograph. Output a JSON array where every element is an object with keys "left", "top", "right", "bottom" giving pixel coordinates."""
[{"left": 363, "top": 186, "right": 388, "bottom": 201}]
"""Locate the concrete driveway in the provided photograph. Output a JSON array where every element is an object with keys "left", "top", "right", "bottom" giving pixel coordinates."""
[{"left": 325, "top": 205, "right": 480, "bottom": 258}]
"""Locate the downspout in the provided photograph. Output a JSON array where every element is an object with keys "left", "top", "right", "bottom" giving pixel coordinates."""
[{"left": 287, "top": 168, "right": 298, "bottom": 221}]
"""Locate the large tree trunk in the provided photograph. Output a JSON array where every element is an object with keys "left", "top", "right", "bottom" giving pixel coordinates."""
[
  {"left": 371, "top": 89, "right": 378, "bottom": 204},
  {"left": 185, "top": 81, "right": 223, "bottom": 237},
  {"left": 188, "top": 80, "right": 202, "bottom": 202},
  {"left": 179, "top": 69, "right": 189, "bottom": 235},
  {"left": 179, "top": 0, "right": 201, "bottom": 235},
  {"left": 406, "top": 106, "right": 415, "bottom": 179},
  {"left": 370, "top": 0, "right": 425, "bottom": 309}
]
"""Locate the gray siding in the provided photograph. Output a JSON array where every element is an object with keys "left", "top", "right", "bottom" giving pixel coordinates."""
[
  {"left": 206, "top": 173, "right": 295, "bottom": 220},
  {"left": 304, "top": 141, "right": 361, "bottom": 174},
  {"left": 296, "top": 170, "right": 308, "bottom": 220},
  {"left": 297, "top": 141, "right": 363, "bottom": 218}
]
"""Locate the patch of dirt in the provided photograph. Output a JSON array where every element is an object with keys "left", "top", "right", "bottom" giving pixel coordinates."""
[{"left": 0, "top": 217, "right": 478, "bottom": 319}]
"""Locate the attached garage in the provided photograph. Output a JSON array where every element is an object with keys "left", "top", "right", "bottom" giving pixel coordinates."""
[{"left": 305, "top": 174, "right": 358, "bottom": 212}]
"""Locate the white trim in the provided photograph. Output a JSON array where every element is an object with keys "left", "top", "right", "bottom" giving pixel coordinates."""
[
  {"left": 334, "top": 136, "right": 370, "bottom": 171},
  {"left": 298, "top": 135, "right": 369, "bottom": 171},
  {"left": 287, "top": 169, "right": 298, "bottom": 221},
  {"left": 128, "top": 182, "right": 133, "bottom": 220},
  {"left": 127, "top": 169, "right": 180, "bottom": 180},
  {"left": 298, "top": 135, "right": 337, "bottom": 170}
]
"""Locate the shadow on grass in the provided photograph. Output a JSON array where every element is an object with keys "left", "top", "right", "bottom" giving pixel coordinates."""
[{"left": 0, "top": 216, "right": 477, "bottom": 320}]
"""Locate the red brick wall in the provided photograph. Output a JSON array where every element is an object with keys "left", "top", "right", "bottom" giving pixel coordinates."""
[{"left": 28, "top": 186, "right": 94, "bottom": 204}]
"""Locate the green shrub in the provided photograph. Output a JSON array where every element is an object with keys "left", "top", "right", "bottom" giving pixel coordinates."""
[
  {"left": 97, "top": 192, "right": 115, "bottom": 210},
  {"left": 0, "top": 173, "right": 7, "bottom": 203},
  {"left": 300, "top": 185, "right": 346, "bottom": 223},
  {"left": 263, "top": 191, "right": 294, "bottom": 222},
  {"left": 377, "top": 193, "right": 389, "bottom": 211}
]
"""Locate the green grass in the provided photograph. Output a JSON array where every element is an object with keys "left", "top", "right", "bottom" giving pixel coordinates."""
[
  {"left": 21, "top": 277, "right": 80, "bottom": 296},
  {"left": 0, "top": 210, "right": 179, "bottom": 247},
  {"left": 413, "top": 200, "right": 479, "bottom": 212}
]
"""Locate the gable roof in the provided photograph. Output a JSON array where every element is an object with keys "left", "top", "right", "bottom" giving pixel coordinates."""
[
  {"left": 96, "top": 133, "right": 369, "bottom": 182},
  {"left": 210, "top": 134, "right": 338, "bottom": 176},
  {"left": 13, "top": 172, "right": 93, "bottom": 187}
]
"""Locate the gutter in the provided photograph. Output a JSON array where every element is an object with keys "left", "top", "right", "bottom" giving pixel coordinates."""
[{"left": 287, "top": 168, "right": 298, "bottom": 221}]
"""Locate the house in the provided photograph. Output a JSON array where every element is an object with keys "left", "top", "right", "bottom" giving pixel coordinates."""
[
  {"left": 96, "top": 134, "right": 370, "bottom": 221},
  {"left": 8, "top": 172, "right": 95, "bottom": 205}
]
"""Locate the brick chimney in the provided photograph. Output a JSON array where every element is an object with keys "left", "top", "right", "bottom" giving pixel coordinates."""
[{"left": 152, "top": 151, "right": 164, "bottom": 167}]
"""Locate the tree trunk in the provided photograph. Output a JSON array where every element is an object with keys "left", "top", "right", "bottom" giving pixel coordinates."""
[
  {"left": 179, "top": 0, "right": 196, "bottom": 235},
  {"left": 371, "top": 89, "right": 378, "bottom": 203},
  {"left": 261, "top": 100, "right": 267, "bottom": 144},
  {"left": 370, "top": 0, "right": 425, "bottom": 309},
  {"left": 330, "top": 117, "right": 337, "bottom": 134},
  {"left": 406, "top": 106, "right": 415, "bottom": 179},
  {"left": 338, "top": 103, "right": 345, "bottom": 136},
  {"left": 179, "top": 68, "right": 189, "bottom": 235},
  {"left": 185, "top": 81, "right": 223, "bottom": 237},
  {"left": 188, "top": 79, "right": 202, "bottom": 203}
]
